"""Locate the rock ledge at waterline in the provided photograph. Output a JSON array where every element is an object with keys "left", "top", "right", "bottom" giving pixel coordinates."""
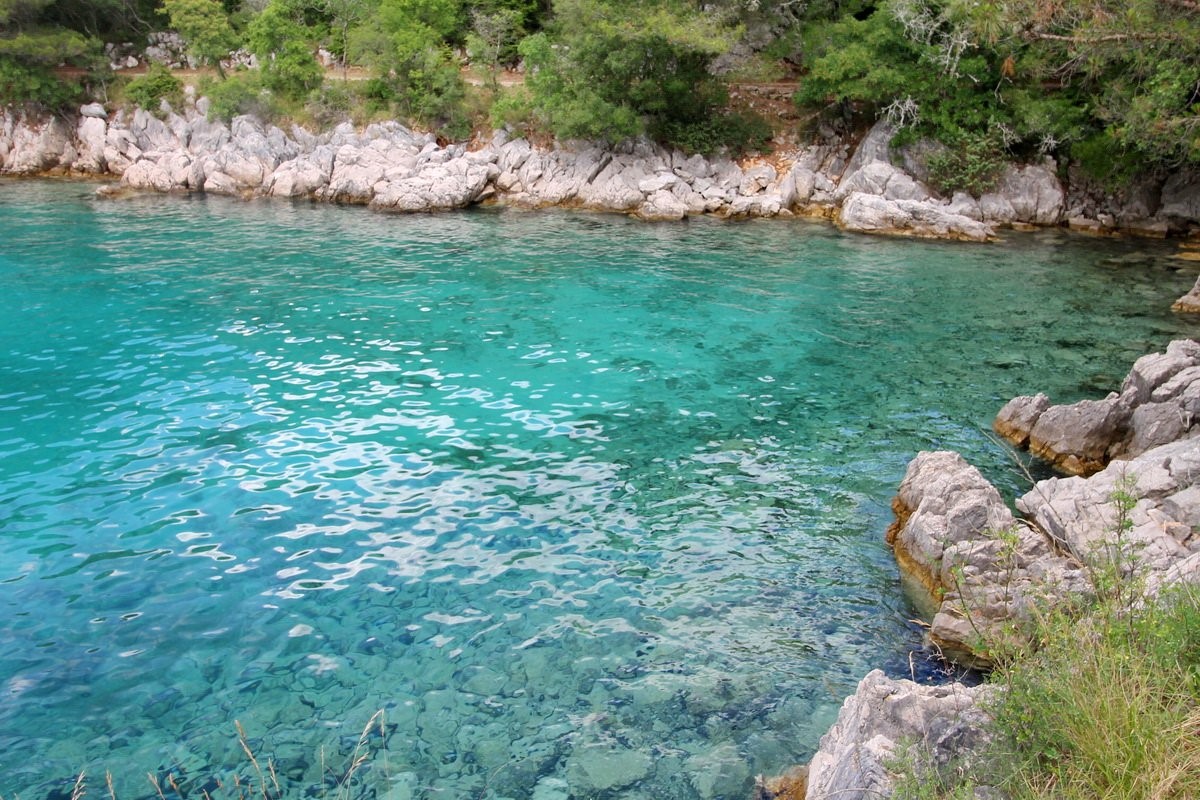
[
  {"left": 5, "top": 101, "right": 1200, "bottom": 239},
  {"left": 773, "top": 341, "right": 1200, "bottom": 800}
]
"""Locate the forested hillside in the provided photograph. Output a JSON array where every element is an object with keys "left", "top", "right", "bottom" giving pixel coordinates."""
[{"left": 2, "top": 0, "right": 1197, "bottom": 186}]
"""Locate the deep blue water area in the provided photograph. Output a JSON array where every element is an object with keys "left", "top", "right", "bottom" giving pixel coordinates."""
[{"left": 0, "top": 178, "right": 1194, "bottom": 799}]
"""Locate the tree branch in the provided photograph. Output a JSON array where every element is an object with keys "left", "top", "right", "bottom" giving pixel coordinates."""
[{"left": 1025, "top": 31, "right": 1181, "bottom": 44}]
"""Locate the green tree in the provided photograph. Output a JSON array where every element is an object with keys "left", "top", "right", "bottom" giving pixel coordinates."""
[
  {"left": 162, "top": 0, "right": 238, "bottom": 78},
  {"left": 245, "top": 0, "right": 323, "bottom": 97},
  {"left": 0, "top": 0, "right": 99, "bottom": 107},
  {"left": 517, "top": 0, "right": 738, "bottom": 144},
  {"left": 321, "top": 0, "right": 371, "bottom": 73},
  {"left": 348, "top": 0, "right": 471, "bottom": 136},
  {"left": 465, "top": 5, "right": 522, "bottom": 90}
]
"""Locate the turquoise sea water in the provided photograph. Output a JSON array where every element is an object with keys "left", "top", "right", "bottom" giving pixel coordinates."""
[{"left": 0, "top": 178, "right": 1195, "bottom": 799}]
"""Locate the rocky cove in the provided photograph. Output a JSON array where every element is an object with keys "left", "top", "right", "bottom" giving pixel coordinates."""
[
  {"left": 3, "top": 97, "right": 1200, "bottom": 240},
  {"left": 5, "top": 99, "right": 1200, "bottom": 800}
]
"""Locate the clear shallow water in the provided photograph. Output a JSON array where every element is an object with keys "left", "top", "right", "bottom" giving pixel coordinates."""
[{"left": 0, "top": 179, "right": 1194, "bottom": 799}]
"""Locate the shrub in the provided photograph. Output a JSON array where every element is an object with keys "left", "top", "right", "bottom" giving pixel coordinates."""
[
  {"left": 656, "top": 111, "right": 773, "bottom": 157},
  {"left": 305, "top": 81, "right": 354, "bottom": 127},
  {"left": 124, "top": 64, "right": 183, "bottom": 113},
  {"left": 201, "top": 72, "right": 279, "bottom": 121},
  {"left": 925, "top": 131, "right": 1006, "bottom": 197},
  {"left": 0, "top": 56, "right": 80, "bottom": 108}
]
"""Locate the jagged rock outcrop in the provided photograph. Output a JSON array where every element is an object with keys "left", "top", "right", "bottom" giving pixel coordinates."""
[
  {"left": 1018, "top": 437, "right": 1200, "bottom": 578},
  {"left": 995, "top": 339, "right": 1200, "bottom": 475},
  {"left": 801, "top": 670, "right": 996, "bottom": 800},
  {"left": 980, "top": 162, "right": 1065, "bottom": 227},
  {"left": 889, "top": 341, "right": 1200, "bottom": 668},
  {"left": 886, "top": 451, "right": 1086, "bottom": 666}
]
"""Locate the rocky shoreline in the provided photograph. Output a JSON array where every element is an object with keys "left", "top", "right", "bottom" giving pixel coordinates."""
[
  {"left": 3, "top": 98, "right": 1200, "bottom": 240},
  {"left": 774, "top": 339, "right": 1200, "bottom": 800}
]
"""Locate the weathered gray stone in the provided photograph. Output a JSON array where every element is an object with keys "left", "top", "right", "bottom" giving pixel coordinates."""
[
  {"left": 1028, "top": 394, "right": 1131, "bottom": 476},
  {"left": 637, "top": 189, "right": 688, "bottom": 221},
  {"left": 1018, "top": 437, "right": 1200, "bottom": 575},
  {"left": 74, "top": 115, "right": 108, "bottom": 173},
  {"left": 79, "top": 102, "right": 107, "bottom": 119},
  {"left": 739, "top": 164, "right": 776, "bottom": 195},
  {"left": 994, "top": 163, "right": 1064, "bottom": 225},
  {"left": 838, "top": 193, "right": 993, "bottom": 242},
  {"left": 1160, "top": 171, "right": 1200, "bottom": 223},
  {"left": 887, "top": 450, "right": 1082, "bottom": 664},
  {"left": 1126, "top": 402, "right": 1190, "bottom": 456},
  {"left": 977, "top": 192, "right": 1017, "bottom": 224},
  {"left": 369, "top": 159, "right": 494, "bottom": 212},
  {"left": 994, "top": 393, "right": 1050, "bottom": 448},
  {"left": 1121, "top": 341, "right": 1200, "bottom": 405},
  {"left": 805, "top": 670, "right": 995, "bottom": 800},
  {"left": 841, "top": 120, "right": 896, "bottom": 181}
]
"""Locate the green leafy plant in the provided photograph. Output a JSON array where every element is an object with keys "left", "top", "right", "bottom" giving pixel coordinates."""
[
  {"left": 201, "top": 72, "right": 278, "bottom": 121},
  {"left": 124, "top": 64, "right": 184, "bottom": 113},
  {"left": 163, "top": 0, "right": 239, "bottom": 78},
  {"left": 925, "top": 131, "right": 1006, "bottom": 197}
]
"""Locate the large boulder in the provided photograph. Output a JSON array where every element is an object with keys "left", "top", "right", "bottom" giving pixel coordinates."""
[
  {"left": 2, "top": 113, "right": 74, "bottom": 173},
  {"left": 804, "top": 670, "right": 996, "bottom": 800},
  {"left": 837, "top": 193, "right": 994, "bottom": 242},
  {"left": 886, "top": 451, "right": 1084, "bottom": 665},
  {"left": 993, "top": 393, "right": 1050, "bottom": 449},
  {"left": 369, "top": 157, "right": 497, "bottom": 212},
  {"left": 73, "top": 115, "right": 109, "bottom": 173},
  {"left": 1159, "top": 171, "right": 1200, "bottom": 225},
  {"left": 991, "top": 163, "right": 1065, "bottom": 226},
  {"left": 1027, "top": 394, "right": 1132, "bottom": 475},
  {"left": 998, "top": 341, "right": 1200, "bottom": 475}
]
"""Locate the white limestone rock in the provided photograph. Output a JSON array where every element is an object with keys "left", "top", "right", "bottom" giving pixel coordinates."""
[
  {"left": 993, "top": 162, "right": 1065, "bottom": 225},
  {"left": 637, "top": 189, "right": 688, "bottom": 221},
  {"left": 1018, "top": 437, "right": 1200, "bottom": 575},
  {"left": 74, "top": 115, "right": 108, "bottom": 173},
  {"left": 805, "top": 670, "right": 996, "bottom": 800},
  {"left": 837, "top": 192, "right": 993, "bottom": 242}
]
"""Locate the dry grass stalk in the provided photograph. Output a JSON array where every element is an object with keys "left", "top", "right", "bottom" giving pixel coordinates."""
[
  {"left": 70, "top": 771, "right": 86, "bottom": 800},
  {"left": 235, "top": 721, "right": 270, "bottom": 800},
  {"left": 337, "top": 710, "right": 386, "bottom": 796},
  {"left": 147, "top": 773, "right": 167, "bottom": 800}
]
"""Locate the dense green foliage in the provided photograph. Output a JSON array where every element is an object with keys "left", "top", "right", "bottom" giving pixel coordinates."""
[
  {"left": 162, "top": 0, "right": 237, "bottom": 76},
  {"left": 0, "top": 0, "right": 1195, "bottom": 167},
  {"left": 798, "top": 0, "right": 1199, "bottom": 184},
  {"left": 989, "top": 589, "right": 1200, "bottom": 800},
  {"left": 123, "top": 61, "right": 183, "bottom": 110}
]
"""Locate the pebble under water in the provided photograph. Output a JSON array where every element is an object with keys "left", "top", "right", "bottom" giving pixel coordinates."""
[{"left": 0, "top": 180, "right": 1195, "bottom": 799}]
